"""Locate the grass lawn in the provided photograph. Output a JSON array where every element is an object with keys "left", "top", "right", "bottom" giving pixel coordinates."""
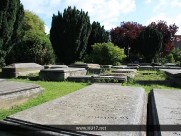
[
  {"left": 122, "top": 80, "right": 181, "bottom": 93},
  {"left": 0, "top": 78, "right": 90, "bottom": 120},
  {"left": 133, "top": 70, "right": 167, "bottom": 80}
]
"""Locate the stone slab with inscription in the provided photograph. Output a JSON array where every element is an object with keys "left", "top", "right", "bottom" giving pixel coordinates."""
[
  {"left": 1, "top": 84, "right": 147, "bottom": 136},
  {"left": 148, "top": 89, "right": 181, "bottom": 136}
]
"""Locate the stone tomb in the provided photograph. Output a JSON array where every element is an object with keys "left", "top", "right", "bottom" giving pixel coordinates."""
[
  {"left": 148, "top": 89, "right": 181, "bottom": 136},
  {"left": 39, "top": 68, "right": 87, "bottom": 81},
  {"left": 112, "top": 69, "right": 137, "bottom": 73},
  {"left": 69, "top": 63, "right": 101, "bottom": 74},
  {"left": 1, "top": 84, "right": 147, "bottom": 136},
  {"left": 0, "top": 81, "right": 44, "bottom": 110},
  {"left": 160, "top": 69, "right": 181, "bottom": 87},
  {"left": 2, "top": 63, "right": 44, "bottom": 78},
  {"left": 44, "top": 65, "right": 68, "bottom": 69}
]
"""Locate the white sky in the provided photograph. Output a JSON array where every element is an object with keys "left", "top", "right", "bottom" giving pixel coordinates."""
[{"left": 21, "top": 0, "right": 181, "bottom": 35}]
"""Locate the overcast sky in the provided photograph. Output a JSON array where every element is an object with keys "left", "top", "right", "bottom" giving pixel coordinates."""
[{"left": 21, "top": 0, "right": 181, "bottom": 35}]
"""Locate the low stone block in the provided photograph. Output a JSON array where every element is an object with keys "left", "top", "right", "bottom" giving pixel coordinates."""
[
  {"left": 101, "top": 65, "right": 112, "bottom": 68},
  {"left": 39, "top": 68, "right": 87, "bottom": 81},
  {"left": 139, "top": 66, "right": 153, "bottom": 70},
  {"left": 44, "top": 65, "right": 68, "bottom": 69},
  {"left": 112, "top": 65, "right": 127, "bottom": 69},
  {"left": 112, "top": 69, "right": 137, "bottom": 73},
  {"left": 69, "top": 63, "right": 100, "bottom": 69},
  {"left": 0, "top": 81, "right": 44, "bottom": 110},
  {"left": 148, "top": 89, "right": 181, "bottom": 136},
  {"left": 2, "top": 63, "right": 43, "bottom": 78},
  {"left": 2, "top": 84, "right": 147, "bottom": 136}
]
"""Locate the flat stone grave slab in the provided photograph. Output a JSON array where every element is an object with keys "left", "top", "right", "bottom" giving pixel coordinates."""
[
  {"left": 69, "top": 63, "right": 100, "bottom": 68},
  {"left": 127, "top": 63, "right": 140, "bottom": 66},
  {"left": 67, "top": 75, "right": 93, "bottom": 82},
  {"left": 164, "top": 63, "right": 177, "bottom": 66},
  {"left": 112, "top": 69, "right": 137, "bottom": 73},
  {"left": 112, "top": 65, "right": 127, "bottom": 69},
  {"left": 153, "top": 66, "right": 167, "bottom": 69},
  {"left": 139, "top": 66, "right": 153, "bottom": 70},
  {"left": 2, "top": 84, "right": 147, "bottom": 136},
  {"left": 39, "top": 68, "right": 87, "bottom": 81},
  {"left": 168, "top": 66, "right": 181, "bottom": 69},
  {"left": 44, "top": 65, "right": 68, "bottom": 69},
  {"left": 127, "top": 66, "right": 139, "bottom": 69},
  {"left": 160, "top": 69, "right": 181, "bottom": 78},
  {"left": 2, "top": 63, "right": 43, "bottom": 78},
  {"left": 139, "top": 63, "right": 151, "bottom": 66},
  {"left": 94, "top": 76, "right": 127, "bottom": 83},
  {"left": 148, "top": 89, "right": 181, "bottom": 136},
  {"left": 0, "top": 78, "right": 7, "bottom": 83},
  {"left": 101, "top": 65, "right": 112, "bottom": 68},
  {"left": 0, "top": 81, "right": 44, "bottom": 110}
]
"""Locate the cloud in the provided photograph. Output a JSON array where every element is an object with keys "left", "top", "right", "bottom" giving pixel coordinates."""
[
  {"left": 146, "top": 0, "right": 152, "bottom": 4},
  {"left": 21, "top": 0, "right": 136, "bottom": 31},
  {"left": 146, "top": 13, "right": 181, "bottom": 34},
  {"left": 153, "top": 0, "right": 167, "bottom": 12},
  {"left": 172, "top": 0, "right": 181, "bottom": 7}
]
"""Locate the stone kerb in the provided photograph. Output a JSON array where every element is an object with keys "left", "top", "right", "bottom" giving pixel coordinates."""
[
  {"left": 39, "top": 68, "right": 87, "bottom": 81},
  {"left": 148, "top": 89, "right": 181, "bottom": 136},
  {"left": 0, "top": 81, "right": 44, "bottom": 110},
  {"left": 2, "top": 63, "right": 44, "bottom": 78},
  {"left": 2, "top": 84, "right": 147, "bottom": 136}
]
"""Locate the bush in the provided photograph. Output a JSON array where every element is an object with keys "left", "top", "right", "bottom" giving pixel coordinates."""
[
  {"left": 83, "top": 42, "right": 126, "bottom": 65},
  {"left": 6, "top": 32, "right": 55, "bottom": 65}
]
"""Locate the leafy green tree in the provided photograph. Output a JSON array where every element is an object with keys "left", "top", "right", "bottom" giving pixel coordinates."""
[
  {"left": 138, "top": 26, "right": 163, "bottom": 62},
  {"left": 0, "top": 0, "right": 24, "bottom": 67},
  {"left": 6, "top": 10, "right": 55, "bottom": 65},
  {"left": 86, "top": 21, "right": 109, "bottom": 54},
  {"left": 50, "top": 6, "right": 92, "bottom": 65},
  {"left": 83, "top": 42, "right": 126, "bottom": 65}
]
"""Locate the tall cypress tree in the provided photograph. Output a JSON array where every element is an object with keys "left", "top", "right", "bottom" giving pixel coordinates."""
[
  {"left": 0, "top": 0, "right": 24, "bottom": 67},
  {"left": 50, "top": 6, "right": 92, "bottom": 65},
  {"left": 86, "top": 21, "right": 109, "bottom": 54}
]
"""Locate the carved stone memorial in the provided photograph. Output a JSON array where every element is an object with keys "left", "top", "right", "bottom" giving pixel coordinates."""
[
  {"left": 148, "top": 89, "right": 181, "bottom": 136},
  {"left": 1, "top": 84, "right": 147, "bottom": 136}
]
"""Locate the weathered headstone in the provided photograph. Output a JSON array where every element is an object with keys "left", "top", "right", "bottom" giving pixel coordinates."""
[
  {"left": 0, "top": 81, "right": 44, "bottom": 110},
  {"left": 1, "top": 84, "right": 147, "bottom": 136},
  {"left": 39, "top": 68, "right": 87, "bottom": 81},
  {"left": 2, "top": 63, "right": 43, "bottom": 78},
  {"left": 148, "top": 89, "right": 181, "bottom": 136}
]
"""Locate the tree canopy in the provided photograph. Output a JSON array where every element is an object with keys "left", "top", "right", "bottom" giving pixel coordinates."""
[
  {"left": 149, "top": 20, "right": 178, "bottom": 56},
  {"left": 6, "top": 10, "right": 55, "bottom": 65},
  {"left": 110, "top": 22, "right": 145, "bottom": 56},
  {"left": 138, "top": 26, "right": 163, "bottom": 62},
  {"left": 86, "top": 21, "right": 109, "bottom": 54},
  {"left": 50, "top": 6, "right": 92, "bottom": 65},
  {"left": 0, "top": 0, "right": 24, "bottom": 67}
]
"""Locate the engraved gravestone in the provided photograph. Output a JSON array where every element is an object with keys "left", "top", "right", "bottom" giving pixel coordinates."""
[
  {"left": 148, "top": 89, "right": 181, "bottom": 136},
  {"left": 2, "top": 84, "right": 147, "bottom": 136}
]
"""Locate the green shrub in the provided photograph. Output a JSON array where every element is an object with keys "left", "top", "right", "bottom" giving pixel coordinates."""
[{"left": 83, "top": 42, "right": 126, "bottom": 65}]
